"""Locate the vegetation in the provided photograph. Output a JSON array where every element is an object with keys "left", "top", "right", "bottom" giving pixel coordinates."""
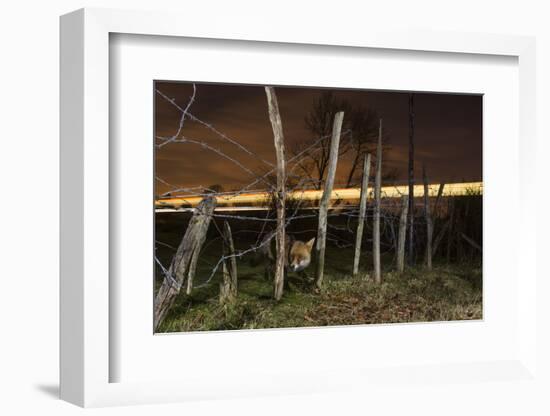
[{"left": 157, "top": 246, "right": 482, "bottom": 332}]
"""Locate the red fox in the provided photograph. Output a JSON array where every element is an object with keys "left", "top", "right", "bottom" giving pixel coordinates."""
[
  {"left": 288, "top": 237, "right": 316, "bottom": 273},
  {"left": 251, "top": 231, "right": 315, "bottom": 281}
]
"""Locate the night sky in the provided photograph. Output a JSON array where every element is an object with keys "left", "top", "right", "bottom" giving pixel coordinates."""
[{"left": 155, "top": 82, "right": 482, "bottom": 195}]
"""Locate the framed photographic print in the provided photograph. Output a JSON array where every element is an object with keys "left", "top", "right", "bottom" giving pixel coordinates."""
[
  {"left": 152, "top": 80, "right": 483, "bottom": 334},
  {"left": 60, "top": 7, "right": 539, "bottom": 409}
]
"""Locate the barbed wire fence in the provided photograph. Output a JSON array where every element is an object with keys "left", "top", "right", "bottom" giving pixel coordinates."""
[{"left": 153, "top": 84, "right": 482, "bottom": 328}]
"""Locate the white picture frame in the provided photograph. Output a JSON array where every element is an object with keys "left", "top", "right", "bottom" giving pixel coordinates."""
[{"left": 60, "top": 7, "right": 538, "bottom": 408}]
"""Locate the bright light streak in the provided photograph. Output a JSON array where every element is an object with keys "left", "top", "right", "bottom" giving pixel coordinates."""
[{"left": 155, "top": 182, "right": 482, "bottom": 211}]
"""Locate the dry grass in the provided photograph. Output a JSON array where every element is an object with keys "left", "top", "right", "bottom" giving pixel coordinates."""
[{"left": 157, "top": 263, "right": 482, "bottom": 333}]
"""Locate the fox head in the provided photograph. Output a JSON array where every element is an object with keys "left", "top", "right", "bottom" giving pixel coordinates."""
[{"left": 288, "top": 238, "right": 315, "bottom": 272}]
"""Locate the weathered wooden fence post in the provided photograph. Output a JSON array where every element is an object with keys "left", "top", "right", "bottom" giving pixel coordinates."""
[
  {"left": 455, "top": 205, "right": 463, "bottom": 262},
  {"left": 433, "top": 183, "right": 445, "bottom": 215},
  {"left": 407, "top": 93, "right": 415, "bottom": 266},
  {"left": 352, "top": 153, "right": 371, "bottom": 277},
  {"left": 373, "top": 119, "right": 382, "bottom": 283},
  {"left": 154, "top": 196, "right": 216, "bottom": 330},
  {"left": 220, "top": 221, "right": 238, "bottom": 304},
  {"left": 314, "top": 111, "right": 344, "bottom": 289},
  {"left": 265, "top": 86, "right": 286, "bottom": 301},
  {"left": 446, "top": 198, "right": 455, "bottom": 263},
  {"left": 432, "top": 219, "right": 450, "bottom": 258},
  {"left": 424, "top": 182, "right": 445, "bottom": 265},
  {"left": 396, "top": 194, "right": 409, "bottom": 273},
  {"left": 423, "top": 165, "right": 433, "bottom": 270},
  {"left": 186, "top": 246, "right": 200, "bottom": 295},
  {"left": 460, "top": 232, "right": 482, "bottom": 253}
]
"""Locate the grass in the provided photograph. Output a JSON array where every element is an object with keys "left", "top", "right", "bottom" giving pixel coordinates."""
[
  {"left": 157, "top": 257, "right": 482, "bottom": 333},
  {"left": 155, "top": 211, "right": 482, "bottom": 333}
]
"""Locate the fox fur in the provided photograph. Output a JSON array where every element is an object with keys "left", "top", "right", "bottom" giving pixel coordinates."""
[{"left": 251, "top": 231, "right": 315, "bottom": 281}]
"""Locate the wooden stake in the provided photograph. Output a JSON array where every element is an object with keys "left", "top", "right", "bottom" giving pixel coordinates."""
[
  {"left": 265, "top": 86, "right": 286, "bottom": 301},
  {"left": 432, "top": 219, "right": 450, "bottom": 259},
  {"left": 407, "top": 93, "right": 415, "bottom": 265},
  {"left": 423, "top": 165, "right": 433, "bottom": 270},
  {"left": 424, "top": 182, "right": 445, "bottom": 265},
  {"left": 373, "top": 119, "right": 382, "bottom": 283},
  {"left": 433, "top": 183, "right": 445, "bottom": 215},
  {"left": 397, "top": 194, "right": 409, "bottom": 273},
  {"left": 154, "top": 196, "right": 216, "bottom": 330},
  {"left": 314, "top": 111, "right": 344, "bottom": 289},
  {"left": 352, "top": 154, "right": 371, "bottom": 277},
  {"left": 446, "top": 198, "right": 455, "bottom": 263},
  {"left": 186, "top": 246, "right": 200, "bottom": 295},
  {"left": 220, "top": 221, "right": 238, "bottom": 304},
  {"left": 460, "top": 232, "right": 482, "bottom": 252}
]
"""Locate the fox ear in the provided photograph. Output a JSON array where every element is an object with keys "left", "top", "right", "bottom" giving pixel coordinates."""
[{"left": 306, "top": 238, "right": 315, "bottom": 250}]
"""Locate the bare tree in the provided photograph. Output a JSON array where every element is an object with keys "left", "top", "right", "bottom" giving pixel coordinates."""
[
  {"left": 345, "top": 106, "right": 380, "bottom": 187},
  {"left": 293, "top": 93, "right": 388, "bottom": 190},
  {"left": 291, "top": 92, "right": 350, "bottom": 189},
  {"left": 207, "top": 184, "right": 224, "bottom": 194}
]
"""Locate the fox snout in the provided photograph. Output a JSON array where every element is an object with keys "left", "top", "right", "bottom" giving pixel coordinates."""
[
  {"left": 288, "top": 237, "right": 315, "bottom": 273},
  {"left": 289, "top": 259, "right": 310, "bottom": 272}
]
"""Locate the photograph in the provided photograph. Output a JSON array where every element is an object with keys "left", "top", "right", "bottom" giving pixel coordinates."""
[{"left": 153, "top": 82, "right": 483, "bottom": 333}]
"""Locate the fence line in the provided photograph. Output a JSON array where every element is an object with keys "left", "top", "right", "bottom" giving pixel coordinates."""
[{"left": 153, "top": 85, "right": 482, "bottom": 317}]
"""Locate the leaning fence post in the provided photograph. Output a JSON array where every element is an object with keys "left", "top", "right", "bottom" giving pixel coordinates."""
[
  {"left": 352, "top": 154, "right": 371, "bottom": 277},
  {"left": 396, "top": 194, "right": 409, "bottom": 273},
  {"left": 186, "top": 246, "right": 200, "bottom": 295},
  {"left": 446, "top": 197, "right": 455, "bottom": 263},
  {"left": 432, "top": 219, "right": 450, "bottom": 259},
  {"left": 314, "top": 111, "right": 344, "bottom": 289},
  {"left": 265, "top": 86, "right": 286, "bottom": 301},
  {"left": 154, "top": 196, "right": 216, "bottom": 330},
  {"left": 423, "top": 182, "right": 445, "bottom": 266},
  {"left": 460, "top": 232, "right": 482, "bottom": 253},
  {"left": 373, "top": 119, "right": 383, "bottom": 283},
  {"left": 433, "top": 183, "right": 445, "bottom": 215},
  {"left": 220, "top": 221, "right": 238, "bottom": 304},
  {"left": 423, "top": 165, "right": 433, "bottom": 270}
]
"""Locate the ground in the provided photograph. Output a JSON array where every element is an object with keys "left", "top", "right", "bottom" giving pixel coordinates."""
[
  {"left": 156, "top": 249, "right": 482, "bottom": 333},
  {"left": 155, "top": 209, "right": 482, "bottom": 333}
]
